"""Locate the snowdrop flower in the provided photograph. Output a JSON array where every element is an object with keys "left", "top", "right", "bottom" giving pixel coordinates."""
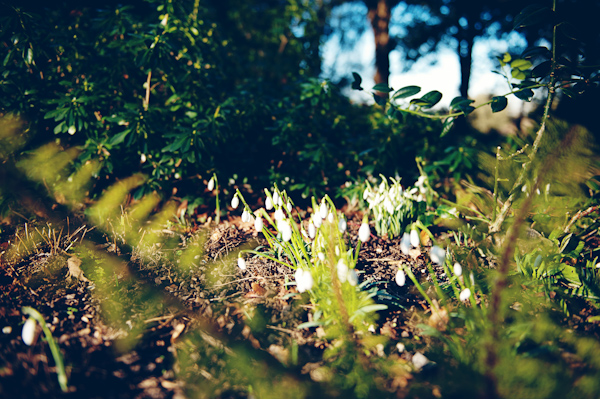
[
  {"left": 410, "top": 229, "right": 420, "bottom": 247},
  {"left": 430, "top": 246, "right": 446, "bottom": 265},
  {"left": 317, "top": 252, "right": 325, "bottom": 261},
  {"left": 347, "top": 270, "right": 358, "bottom": 286},
  {"left": 384, "top": 198, "right": 394, "bottom": 214},
  {"left": 416, "top": 175, "right": 427, "bottom": 194},
  {"left": 207, "top": 177, "right": 215, "bottom": 192},
  {"left": 545, "top": 183, "right": 551, "bottom": 194},
  {"left": 453, "top": 262, "right": 463, "bottom": 277},
  {"left": 338, "top": 218, "right": 347, "bottom": 233},
  {"left": 412, "top": 352, "right": 430, "bottom": 370},
  {"left": 231, "top": 195, "right": 240, "bottom": 209},
  {"left": 295, "top": 269, "right": 313, "bottom": 293},
  {"left": 400, "top": 233, "right": 411, "bottom": 255},
  {"left": 241, "top": 209, "right": 250, "bottom": 223},
  {"left": 22, "top": 317, "right": 36, "bottom": 346},
  {"left": 327, "top": 212, "right": 334, "bottom": 223},
  {"left": 68, "top": 125, "right": 76, "bottom": 135},
  {"left": 337, "top": 259, "right": 348, "bottom": 283},
  {"left": 335, "top": 245, "right": 340, "bottom": 256},
  {"left": 358, "top": 222, "right": 370, "bottom": 242},
  {"left": 254, "top": 216, "right": 263, "bottom": 233},
  {"left": 459, "top": 288, "right": 471, "bottom": 302},
  {"left": 274, "top": 208, "right": 284, "bottom": 221},
  {"left": 273, "top": 191, "right": 280, "bottom": 207},
  {"left": 319, "top": 202, "right": 328, "bottom": 219},
  {"left": 278, "top": 220, "right": 292, "bottom": 242},
  {"left": 308, "top": 222, "right": 316, "bottom": 239},
  {"left": 265, "top": 196, "right": 273, "bottom": 210},
  {"left": 395, "top": 268, "right": 406, "bottom": 286},
  {"left": 363, "top": 188, "right": 371, "bottom": 200},
  {"left": 286, "top": 201, "right": 292, "bottom": 212},
  {"left": 313, "top": 213, "right": 322, "bottom": 228},
  {"left": 140, "top": 153, "right": 147, "bottom": 163}
]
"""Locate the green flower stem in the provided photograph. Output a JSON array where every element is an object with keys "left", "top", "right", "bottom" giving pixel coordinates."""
[{"left": 22, "top": 307, "right": 68, "bottom": 392}]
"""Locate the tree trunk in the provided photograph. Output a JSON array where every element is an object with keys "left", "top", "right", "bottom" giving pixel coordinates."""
[
  {"left": 367, "top": 0, "right": 392, "bottom": 88},
  {"left": 457, "top": 23, "right": 475, "bottom": 98}
]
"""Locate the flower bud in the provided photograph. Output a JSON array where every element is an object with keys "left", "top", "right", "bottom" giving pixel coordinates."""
[
  {"left": 459, "top": 288, "right": 471, "bottom": 302},
  {"left": 338, "top": 218, "right": 347, "bottom": 233},
  {"left": 207, "top": 177, "right": 215, "bottom": 192},
  {"left": 254, "top": 217, "right": 263, "bottom": 233},
  {"left": 410, "top": 229, "right": 420, "bottom": 247},
  {"left": 337, "top": 259, "right": 348, "bottom": 283},
  {"left": 358, "top": 222, "right": 370, "bottom": 242},
  {"left": 400, "top": 233, "right": 411, "bottom": 255},
  {"left": 273, "top": 191, "right": 280, "bottom": 206},
  {"left": 347, "top": 270, "right": 358, "bottom": 286},
  {"left": 265, "top": 197, "right": 273, "bottom": 210},
  {"left": 430, "top": 246, "right": 446, "bottom": 265},
  {"left": 278, "top": 220, "right": 292, "bottom": 242},
  {"left": 274, "top": 208, "right": 284, "bottom": 221},
  {"left": 313, "top": 213, "right": 322, "bottom": 228},
  {"left": 319, "top": 202, "right": 327, "bottom": 219},
  {"left": 231, "top": 195, "right": 240, "bottom": 209},
  {"left": 453, "top": 262, "right": 462, "bottom": 277},
  {"left": 327, "top": 212, "right": 334, "bottom": 223},
  {"left": 241, "top": 210, "right": 250, "bottom": 223},
  {"left": 395, "top": 268, "right": 406, "bottom": 286},
  {"left": 22, "top": 317, "right": 36, "bottom": 346},
  {"left": 308, "top": 222, "right": 316, "bottom": 239}
]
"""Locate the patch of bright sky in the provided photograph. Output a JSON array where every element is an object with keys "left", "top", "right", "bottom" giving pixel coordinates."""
[{"left": 320, "top": 5, "right": 533, "bottom": 115}]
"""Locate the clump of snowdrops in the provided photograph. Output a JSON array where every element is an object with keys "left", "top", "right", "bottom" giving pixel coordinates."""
[
  {"left": 362, "top": 172, "right": 435, "bottom": 239},
  {"left": 231, "top": 185, "right": 385, "bottom": 332}
]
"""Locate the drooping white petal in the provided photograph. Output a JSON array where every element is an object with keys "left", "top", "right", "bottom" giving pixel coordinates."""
[
  {"left": 453, "top": 262, "right": 463, "bottom": 277},
  {"left": 22, "top": 317, "right": 36, "bottom": 346},
  {"left": 347, "top": 270, "right": 358, "bottom": 286},
  {"left": 395, "top": 268, "right": 406, "bottom": 286},
  {"left": 207, "top": 177, "right": 215, "bottom": 192},
  {"left": 459, "top": 288, "right": 471, "bottom": 302},
  {"left": 254, "top": 217, "right": 263, "bottom": 233},
  {"left": 241, "top": 210, "right": 250, "bottom": 223},
  {"left": 327, "top": 212, "right": 334, "bottom": 223},
  {"left": 286, "top": 201, "right": 292, "bottom": 212},
  {"left": 265, "top": 197, "right": 273, "bottom": 210},
  {"left": 231, "top": 196, "right": 240, "bottom": 209},
  {"left": 313, "top": 213, "right": 322, "bottom": 228},
  {"left": 319, "top": 202, "right": 328, "bottom": 219},
  {"left": 308, "top": 222, "right": 316, "bottom": 239},
  {"left": 430, "top": 246, "right": 446, "bottom": 265},
  {"left": 358, "top": 222, "right": 370, "bottom": 242},
  {"left": 337, "top": 259, "right": 348, "bottom": 283},
  {"left": 278, "top": 220, "right": 292, "bottom": 242},
  {"left": 410, "top": 229, "right": 420, "bottom": 247},
  {"left": 274, "top": 208, "right": 284, "bottom": 221},
  {"left": 400, "top": 233, "right": 411, "bottom": 255},
  {"left": 338, "top": 218, "right": 347, "bottom": 233},
  {"left": 273, "top": 191, "right": 280, "bottom": 206}
]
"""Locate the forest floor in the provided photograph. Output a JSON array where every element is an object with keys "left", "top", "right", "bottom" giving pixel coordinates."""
[{"left": 0, "top": 209, "right": 448, "bottom": 399}]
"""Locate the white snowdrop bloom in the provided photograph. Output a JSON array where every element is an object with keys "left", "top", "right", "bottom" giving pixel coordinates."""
[
  {"left": 416, "top": 194, "right": 425, "bottom": 202},
  {"left": 295, "top": 269, "right": 313, "bottom": 293},
  {"left": 363, "top": 188, "right": 370, "bottom": 200},
  {"left": 347, "top": 269, "right": 358, "bottom": 286},
  {"left": 207, "top": 177, "right": 215, "bottom": 192},
  {"left": 327, "top": 212, "right": 334, "bottom": 223},
  {"left": 308, "top": 222, "right": 316, "bottom": 239},
  {"left": 22, "top": 317, "right": 36, "bottom": 346},
  {"left": 337, "top": 259, "right": 348, "bottom": 283},
  {"left": 410, "top": 229, "right": 420, "bottom": 248},
  {"left": 358, "top": 222, "right": 370, "bottom": 242},
  {"left": 274, "top": 208, "right": 284, "bottom": 221},
  {"left": 68, "top": 125, "right": 76, "bottom": 135},
  {"left": 140, "top": 153, "right": 147, "bottom": 163},
  {"left": 254, "top": 217, "right": 263, "bottom": 233},
  {"left": 395, "top": 268, "right": 406, "bottom": 286},
  {"left": 453, "top": 262, "right": 463, "bottom": 277},
  {"left": 545, "top": 183, "right": 551, "bottom": 194},
  {"left": 265, "top": 196, "right": 273, "bottom": 210},
  {"left": 522, "top": 184, "right": 527, "bottom": 192},
  {"left": 317, "top": 252, "right": 325, "bottom": 261},
  {"left": 430, "top": 246, "right": 446, "bottom": 265},
  {"left": 536, "top": 188, "right": 541, "bottom": 195},
  {"left": 313, "top": 213, "right": 322, "bottom": 228},
  {"left": 319, "top": 202, "right": 328, "bottom": 219},
  {"left": 286, "top": 201, "right": 292, "bottom": 212},
  {"left": 231, "top": 195, "right": 240, "bottom": 209},
  {"left": 273, "top": 191, "right": 280, "bottom": 206},
  {"left": 400, "top": 233, "right": 411, "bottom": 255},
  {"left": 278, "top": 220, "right": 292, "bottom": 242},
  {"left": 241, "top": 210, "right": 250, "bottom": 223},
  {"left": 338, "top": 218, "right": 347, "bottom": 233},
  {"left": 416, "top": 175, "right": 427, "bottom": 194},
  {"left": 335, "top": 246, "right": 340, "bottom": 256},
  {"left": 384, "top": 197, "right": 394, "bottom": 214},
  {"left": 459, "top": 288, "right": 471, "bottom": 302},
  {"left": 237, "top": 257, "right": 247, "bottom": 270},
  {"left": 412, "top": 352, "right": 430, "bottom": 370}
]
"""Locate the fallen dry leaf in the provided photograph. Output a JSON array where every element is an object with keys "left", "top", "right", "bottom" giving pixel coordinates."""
[{"left": 66, "top": 256, "right": 90, "bottom": 283}]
